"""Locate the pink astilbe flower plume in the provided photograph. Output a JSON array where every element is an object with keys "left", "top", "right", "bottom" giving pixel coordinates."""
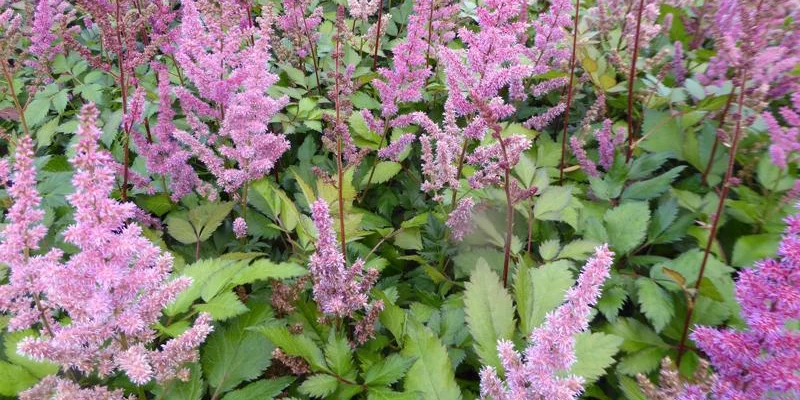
[
  {"left": 131, "top": 62, "right": 202, "bottom": 201},
  {"left": 0, "top": 136, "right": 62, "bottom": 332},
  {"left": 276, "top": 0, "right": 323, "bottom": 59},
  {"left": 685, "top": 209, "right": 800, "bottom": 399},
  {"left": 0, "top": 105, "right": 213, "bottom": 397},
  {"left": 174, "top": 0, "right": 290, "bottom": 195},
  {"left": 480, "top": 245, "right": 615, "bottom": 400},
  {"left": 308, "top": 198, "right": 379, "bottom": 320},
  {"left": 764, "top": 92, "right": 800, "bottom": 170}
]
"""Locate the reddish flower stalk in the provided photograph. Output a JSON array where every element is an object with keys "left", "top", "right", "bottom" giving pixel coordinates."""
[
  {"left": 334, "top": 7, "right": 347, "bottom": 256},
  {"left": 115, "top": 0, "right": 132, "bottom": 201},
  {"left": 559, "top": 0, "right": 580, "bottom": 185},
  {"left": 676, "top": 70, "right": 748, "bottom": 367},
  {"left": 625, "top": 0, "right": 645, "bottom": 162},
  {"left": 497, "top": 129, "right": 515, "bottom": 287}
]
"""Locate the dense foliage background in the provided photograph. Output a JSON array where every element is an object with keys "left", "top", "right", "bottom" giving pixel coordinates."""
[{"left": 0, "top": 0, "right": 798, "bottom": 399}]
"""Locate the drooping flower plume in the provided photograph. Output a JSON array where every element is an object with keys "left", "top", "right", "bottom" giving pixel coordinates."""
[{"left": 480, "top": 245, "right": 615, "bottom": 400}]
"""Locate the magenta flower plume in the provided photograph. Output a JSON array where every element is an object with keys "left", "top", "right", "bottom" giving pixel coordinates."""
[
  {"left": 131, "top": 62, "right": 201, "bottom": 201},
  {"left": 686, "top": 210, "right": 800, "bottom": 399},
  {"left": 480, "top": 245, "right": 614, "bottom": 400},
  {"left": 308, "top": 199, "right": 379, "bottom": 318},
  {"left": 174, "top": 0, "right": 290, "bottom": 195},
  {"left": 11, "top": 104, "right": 212, "bottom": 393},
  {"left": 276, "top": 0, "right": 323, "bottom": 59},
  {"left": 377, "top": 133, "right": 416, "bottom": 161},
  {"left": 764, "top": 92, "right": 800, "bottom": 169},
  {"left": 0, "top": 136, "right": 62, "bottom": 332},
  {"left": 446, "top": 197, "right": 475, "bottom": 241}
]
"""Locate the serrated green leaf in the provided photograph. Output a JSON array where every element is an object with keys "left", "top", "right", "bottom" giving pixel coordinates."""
[
  {"left": 325, "top": 332, "right": 356, "bottom": 378},
  {"left": 401, "top": 321, "right": 461, "bottom": 400},
  {"left": 519, "top": 262, "right": 574, "bottom": 334},
  {"left": 364, "top": 354, "right": 416, "bottom": 387},
  {"left": 367, "top": 387, "right": 421, "bottom": 400},
  {"left": 230, "top": 260, "right": 307, "bottom": 285},
  {"left": 597, "top": 285, "right": 627, "bottom": 322},
  {"left": 191, "top": 202, "right": 234, "bottom": 241},
  {"left": 23, "top": 98, "right": 50, "bottom": 128},
  {"left": 362, "top": 161, "right": 402, "bottom": 185},
  {"left": 195, "top": 291, "right": 249, "bottom": 321},
  {"left": 538, "top": 239, "right": 560, "bottom": 261},
  {"left": 464, "top": 261, "right": 515, "bottom": 371},
  {"left": 299, "top": 374, "right": 339, "bottom": 398},
  {"left": 534, "top": 186, "right": 573, "bottom": 221},
  {"left": 604, "top": 202, "right": 650, "bottom": 254},
  {"left": 558, "top": 240, "right": 601, "bottom": 261},
  {"left": 605, "top": 318, "right": 668, "bottom": 353},
  {"left": 731, "top": 234, "right": 780, "bottom": 267},
  {"left": 617, "top": 347, "right": 668, "bottom": 376},
  {"left": 222, "top": 377, "right": 294, "bottom": 400},
  {"left": 622, "top": 166, "right": 685, "bottom": 200},
  {"left": 166, "top": 215, "right": 198, "bottom": 244},
  {"left": 636, "top": 279, "right": 674, "bottom": 332},
  {"left": 571, "top": 332, "right": 622, "bottom": 384},
  {"left": 202, "top": 305, "right": 275, "bottom": 394},
  {"left": 648, "top": 198, "right": 678, "bottom": 242},
  {"left": 136, "top": 194, "right": 175, "bottom": 217},
  {"left": 0, "top": 361, "right": 38, "bottom": 395},
  {"left": 257, "top": 326, "right": 328, "bottom": 371}
]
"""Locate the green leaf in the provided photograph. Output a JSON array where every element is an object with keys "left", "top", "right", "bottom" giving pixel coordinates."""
[
  {"left": 195, "top": 291, "right": 249, "bottom": 321},
  {"left": 604, "top": 202, "right": 650, "bottom": 254},
  {"left": 230, "top": 260, "right": 307, "bottom": 285},
  {"left": 538, "top": 239, "right": 560, "bottom": 261},
  {"left": 202, "top": 305, "right": 275, "bottom": 394},
  {"left": 299, "top": 374, "right": 339, "bottom": 398},
  {"left": 648, "top": 198, "right": 679, "bottom": 242},
  {"left": 23, "top": 98, "right": 50, "bottom": 128},
  {"left": 136, "top": 194, "right": 175, "bottom": 217},
  {"left": 464, "top": 261, "right": 515, "bottom": 370},
  {"left": 52, "top": 90, "right": 69, "bottom": 114},
  {"left": 36, "top": 117, "right": 59, "bottom": 148},
  {"left": 597, "top": 285, "right": 627, "bottom": 322},
  {"left": 166, "top": 259, "right": 235, "bottom": 316},
  {"left": 394, "top": 228, "right": 422, "bottom": 250},
  {"left": 325, "top": 332, "right": 356, "bottom": 378},
  {"left": 628, "top": 151, "right": 672, "bottom": 180},
  {"left": 533, "top": 186, "right": 573, "bottom": 221},
  {"left": 636, "top": 279, "right": 674, "bottom": 332},
  {"left": 166, "top": 215, "right": 198, "bottom": 244},
  {"left": 257, "top": 326, "right": 328, "bottom": 371},
  {"left": 222, "top": 377, "right": 294, "bottom": 400},
  {"left": 605, "top": 318, "right": 668, "bottom": 353},
  {"left": 362, "top": 162, "right": 402, "bottom": 185},
  {"left": 367, "top": 387, "right": 420, "bottom": 400},
  {"left": 731, "top": 234, "right": 780, "bottom": 267},
  {"left": 622, "top": 166, "right": 685, "bottom": 200},
  {"left": 0, "top": 361, "right": 39, "bottom": 396},
  {"left": 617, "top": 347, "right": 669, "bottom": 375},
  {"left": 364, "top": 354, "right": 416, "bottom": 387},
  {"left": 189, "top": 202, "right": 235, "bottom": 241},
  {"left": 558, "top": 240, "right": 601, "bottom": 261},
  {"left": 519, "top": 262, "right": 574, "bottom": 334},
  {"left": 571, "top": 332, "right": 622, "bottom": 384},
  {"left": 401, "top": 321, "right": 461, "bottom": 400}
]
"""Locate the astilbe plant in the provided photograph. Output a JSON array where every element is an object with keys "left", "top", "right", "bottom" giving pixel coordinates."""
[
  {"left": 479, "top": 245, "right": 615, "bottom": 400},
  {"left": 171, "top": 0, "right": 290, "bottom": 234},
  {"left": 677, "top": 210, "right": 800, "bottom": 399},
  {"left": 0, "top": 104, "right": 212, "bottom": 397}
]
